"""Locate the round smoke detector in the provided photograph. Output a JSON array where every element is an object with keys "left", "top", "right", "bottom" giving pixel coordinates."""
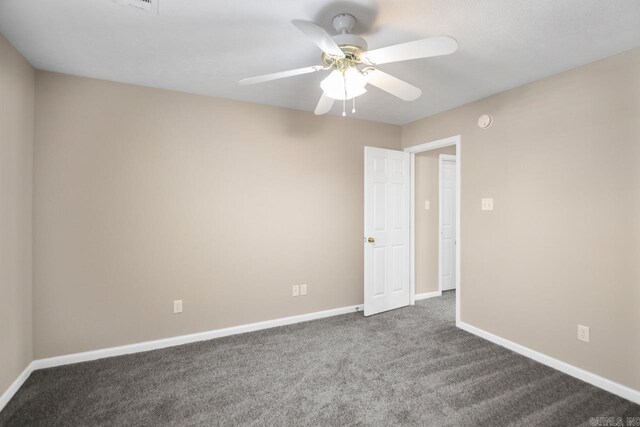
[{"left": 478, "top": 114, "right": 493, "bottom": 129}]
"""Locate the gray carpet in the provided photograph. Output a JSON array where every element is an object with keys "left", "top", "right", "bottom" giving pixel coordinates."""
[{"left": 1, "top": 291, "right": 638, "bottom": 426}]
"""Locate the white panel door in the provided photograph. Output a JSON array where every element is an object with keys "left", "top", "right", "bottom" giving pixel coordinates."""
[
  {"left": 440, "top": 156, "right": 457, "bottom": 291},
  {"left": 364, "top": 147, "right": 411, "bottom": 316}
]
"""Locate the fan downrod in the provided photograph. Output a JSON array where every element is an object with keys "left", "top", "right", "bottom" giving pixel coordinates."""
[{"left": 332, "top": 14, "right": 356, "bottom": 34}]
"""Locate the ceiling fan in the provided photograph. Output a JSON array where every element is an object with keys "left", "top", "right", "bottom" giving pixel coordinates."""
[{"left": 239, "top": 14, "right": 458, "bottom": 116}]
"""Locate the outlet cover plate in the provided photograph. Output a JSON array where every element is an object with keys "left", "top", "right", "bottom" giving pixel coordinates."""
[{"left": 577, "top": 325, "right": 590, "bottom": 342}]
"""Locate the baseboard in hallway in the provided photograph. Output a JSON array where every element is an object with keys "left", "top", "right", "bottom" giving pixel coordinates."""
[{"left": 414, "top": 290, "right": 442, "bottom": 300}]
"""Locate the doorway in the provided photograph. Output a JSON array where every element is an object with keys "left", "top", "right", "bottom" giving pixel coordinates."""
[
  {"left": 363, "top": 136, "right": 461, "bottom": 322},
  {"left": 405, "top": 135, "right": 461, "bottom": 324}
]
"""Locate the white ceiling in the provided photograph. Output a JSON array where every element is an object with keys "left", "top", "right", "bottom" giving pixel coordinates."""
[{"left": 1, "top": 0, "right": 639, "bottom": 125}]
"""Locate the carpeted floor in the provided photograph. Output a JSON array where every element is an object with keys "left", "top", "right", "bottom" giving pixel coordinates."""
[{"left": 1, "top": 291, "right": 638, "bottom": 426}]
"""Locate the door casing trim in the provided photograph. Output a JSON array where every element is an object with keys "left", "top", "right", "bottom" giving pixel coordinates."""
[{"left": 404, "top": 135, "right": 461, "bottom": 324}]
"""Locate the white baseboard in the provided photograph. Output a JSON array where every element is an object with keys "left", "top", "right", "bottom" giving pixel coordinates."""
[
  {"left": 457, "top": 321, "right": 640, "bottom": 405},
  {"left": 7, "top": 308, "right": 634, "bottom": 412},
  {"left": 0, "top": 303, "right": 363, "bottom": 412},
  {"left": 0, "top": 361, "right": 36, "bottom": 412},
  {"left": 414, "top": 291, "right": 442, "bottom": 301},
  {"left": 32, "top": 303, "right": 363, "bottom": 370}
]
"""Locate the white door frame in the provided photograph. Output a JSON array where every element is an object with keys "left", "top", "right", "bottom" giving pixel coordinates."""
[
  {"left": 439, "top": 154, "right": 457, "bottom": 292},
  {"left": 404, "top": 135, "right": 461, "bottom": 324}
]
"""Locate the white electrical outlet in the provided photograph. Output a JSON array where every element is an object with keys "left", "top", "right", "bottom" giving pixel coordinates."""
[
  {"left": 173, "top": 300, "right": 183, "bottom": 314},
  {"left": 577, "top": 325, "right": 590, "bottom": 342},
  {"left": 292, "top": 285, "right": 300, "bottom": 297},
  {"left": 481, "top": 198, "right": 494, "bottom": 211},
  {"left": 300, "top": 284, "right": 308, "bottom": 295},
  {"left": 424, "top": 201, "right": 430, "bottom": 210}
]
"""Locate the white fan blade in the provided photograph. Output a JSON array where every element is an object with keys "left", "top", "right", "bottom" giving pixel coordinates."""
[
  {"left": 366, "top": 69, "right": 422, "bottom": 101},
  {"left": 292, "top": 20, "right": 345, "bottom": 58},
  {"left": 362, "top": 36, "right": 458, "bottom": 65},
  {"left": 314, "top": 93, "right": 334, "bottom": 115},
  {"left": 239, "top": 65, "right": 323, "bottom": 85}
]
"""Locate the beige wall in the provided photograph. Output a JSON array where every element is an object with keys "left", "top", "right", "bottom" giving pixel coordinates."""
[
  {"left": 0, "top": 34, "right": 34, "bottom": 395},
  {"left": 33, "top": 72, "right": 400, "bottom": 358},
  {"left": 414, "top": 146, "right": 456, "bottom": 294},
  {"left": 17, "top": 44, "right": 639, "bottom": 396},
  {"left": 403, "top": 48, "right": 640, "bottom": 390}
]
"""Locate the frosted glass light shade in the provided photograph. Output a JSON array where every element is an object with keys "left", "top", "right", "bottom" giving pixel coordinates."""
[{"left": 320, "top": 68, "right": 367, "bottom": 100}]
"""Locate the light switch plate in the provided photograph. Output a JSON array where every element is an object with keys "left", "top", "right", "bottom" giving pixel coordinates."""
[
  {"left": 300, "top": 284, "right": 307, "bottom": 295},
  {"left": 173, "top": 300, "right": 183, "bottom": 314},
  {"left": 481, "top": 198, "right": 494, "bottom": 211},
  {"left": 424, "top": 201, "right": 430, "bottom": 210},
  {"left": 292, "top": 285, "right": 300, "bottom": 297}
]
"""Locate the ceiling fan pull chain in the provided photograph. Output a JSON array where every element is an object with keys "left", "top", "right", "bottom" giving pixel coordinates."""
[{"left": 342, "top": 69, "right": 348, "bottom": 116}]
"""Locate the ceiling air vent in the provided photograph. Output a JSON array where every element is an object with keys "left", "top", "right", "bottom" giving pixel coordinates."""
[{"left": 114, "top": 0, "right": 158, "bottom": 14}]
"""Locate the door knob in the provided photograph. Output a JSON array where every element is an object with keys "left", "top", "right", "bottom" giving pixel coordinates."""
[{"left": 367, "top": 237, "right": 375, "bottom": 243}]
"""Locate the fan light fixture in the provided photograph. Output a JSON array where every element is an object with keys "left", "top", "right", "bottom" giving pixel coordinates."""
[
  {"left": 320, "top": 67, "right": 368, "bottom": 115},
  {"left": 238, "top": 13, "right": 459, "bottom": 117},
  {"left": 320, "top": 68, "right": 367, "bottom": 101}
]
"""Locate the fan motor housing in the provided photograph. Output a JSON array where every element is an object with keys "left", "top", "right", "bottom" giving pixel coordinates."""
[
  {"left": 322, "top": 45, "right": 365, "bottom": 70},
  {"left": 322, "top": 34, "right": 368, "bottom": 69},
  {"left": 332, "top": 34, "right": 367, "bottom": 51}
]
